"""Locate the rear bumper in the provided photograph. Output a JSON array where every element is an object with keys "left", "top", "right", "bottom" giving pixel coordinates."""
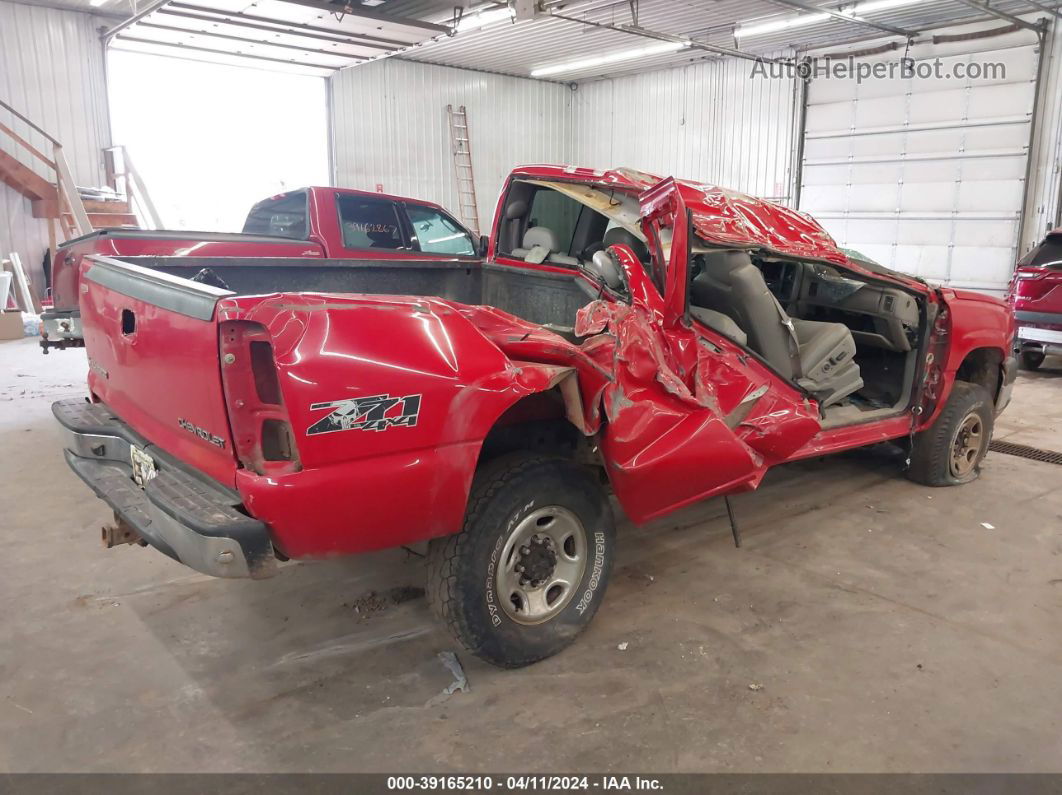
[
  {"left": 1015, "top": 317, "right": 1062, "bottom": 357},
  {"left": 54, "top": 399, "right": 276, "bottom": 579}
]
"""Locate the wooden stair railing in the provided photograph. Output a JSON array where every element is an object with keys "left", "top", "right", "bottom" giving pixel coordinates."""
[
  {"left": 0, "top": 98, "right": 92, "bottom": 248},
  {"left": 103, "top": 145, "right": 163, "bottom": 229}
]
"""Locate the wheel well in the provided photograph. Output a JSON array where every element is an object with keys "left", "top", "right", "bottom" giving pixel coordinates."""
[
  {"left": 955, "top": 347, "right": 1003, "bottom": 399},
  {"left": 478, "top": 387, "right": 590, "bottom": 466}
]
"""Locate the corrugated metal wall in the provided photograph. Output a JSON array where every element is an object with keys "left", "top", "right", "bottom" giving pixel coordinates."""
[
  {"left": 0, "top": 0, "right": 111, "bottom": 294},
  {"left": 1024, "top": 19, "right": 1062, "bottom": 250},
  {"left": 329, "top": 59, "right": 573, "bottom": 234},
  {"left": 571, "top": 58, "right": 801, "bottom": 204}
]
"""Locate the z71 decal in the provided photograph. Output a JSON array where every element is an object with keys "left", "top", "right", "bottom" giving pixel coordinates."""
[{"left": 306, "top": 394, "right": 422, "bottom": 435}]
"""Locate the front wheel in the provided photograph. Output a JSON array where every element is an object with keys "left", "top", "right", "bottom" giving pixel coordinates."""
[
  {"left": 426, "top": 453, "right": 615, "bottom": 668},
  {"left": 906, "top": 381, "right": 994, "bottom": 486}
]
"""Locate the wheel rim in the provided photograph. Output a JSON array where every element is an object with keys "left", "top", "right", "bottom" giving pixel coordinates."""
[
  {"left": 496, "top": 506, "right": 587, "bottom": 625},
  {"left": 950, "top": 412, "right": 985, "bottom": 478}
]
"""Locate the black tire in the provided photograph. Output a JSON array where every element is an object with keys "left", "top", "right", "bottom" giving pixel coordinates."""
[
  {"left": 426, "top": 453, "right": 615, "bottom": 668},
  {"left": 1019, "top": 350, "right": 1045, "bottom": 371},
  {"left": 906, "top": 381, "right": 994, "bottom": 487}
]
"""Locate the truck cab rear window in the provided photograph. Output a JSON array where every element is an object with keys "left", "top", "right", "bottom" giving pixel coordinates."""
[
  {"left": 337, "top": 196, "right": 403, "bottom": 250},
  {"left": 242, "top": 192, "right": 308, "bottom": 239}
]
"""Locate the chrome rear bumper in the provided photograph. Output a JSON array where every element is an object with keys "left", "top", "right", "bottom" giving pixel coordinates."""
[{"left": 54, "top": 399, "right": 276, "bottom": 579}]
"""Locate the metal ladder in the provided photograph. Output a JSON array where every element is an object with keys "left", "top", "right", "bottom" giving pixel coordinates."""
[{"left": 446, "top": 104, "right": 480, "bottom": 236}]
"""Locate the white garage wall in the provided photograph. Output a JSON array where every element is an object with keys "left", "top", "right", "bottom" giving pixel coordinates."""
[
  {"left": 1024, "top": 20, "right": 1062, "bottom": 250},
  {"left": 330, "top": 59, "right": 574, "bottom": 235},
  {"left": 799, "top": 20, "right": 1044, "bottom": 296},
  {"left": 571, "top": 57, "right": 801, "bottom": 204},
  {"left": 0, "top": 1, "right": 111, "bottom": 293}
]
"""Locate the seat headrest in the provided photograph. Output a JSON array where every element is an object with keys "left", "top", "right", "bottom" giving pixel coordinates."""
[
  {"left": 700, "top": 249, "right": 754, "bottom": 272},
  {"left": 522, "top": 226, "right": 557, "bottom": 252},
  {"left": 603, "top": 227, "right": 649, "bottom": 261},
  {"left": 504, "top": 200, "right": 528, "bottom": 220}
]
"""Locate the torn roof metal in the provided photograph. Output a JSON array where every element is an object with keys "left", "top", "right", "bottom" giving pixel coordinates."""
[{"left": 510, "top": 164, "right": 847, "bottom": 265}]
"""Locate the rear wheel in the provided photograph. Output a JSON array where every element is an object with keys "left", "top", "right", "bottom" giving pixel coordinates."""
[
  {"left": 1019, "top": 350, "right": 1045, "bottom": 371},
  {"left": 426, "top": 453, "right": 615, "bottom": 668},
  {"left": 907, "top": 381, "right": 993, "bottom": 487}
]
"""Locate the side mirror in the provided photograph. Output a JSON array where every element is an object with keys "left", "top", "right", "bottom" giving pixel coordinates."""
[
  {"left": 589, "top": 250, "right": 625, "bottom": 291},
  {"left": 478, "top": 235, "right": 489, "bottom": 257}
]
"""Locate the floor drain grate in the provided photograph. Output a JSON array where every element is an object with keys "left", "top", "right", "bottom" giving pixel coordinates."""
[{"left": 989, "top": 440, "right": 1062, "bottom": 465}]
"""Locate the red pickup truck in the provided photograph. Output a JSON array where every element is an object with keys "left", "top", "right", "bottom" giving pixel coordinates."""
[
  {"left": 1009, "top": 227, "right": 1062, "bottom": 370},
  {"left": 55, "top": 165, "right": 1017, "bottom": 668},
  {"left": 40, "top": 186, "right": 481, "bottom": 351}
]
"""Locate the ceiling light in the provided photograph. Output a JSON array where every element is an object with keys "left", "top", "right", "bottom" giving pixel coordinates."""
[
  {"left": 530, "top": 41, "right": 687, "bottom": 78},
  {"left": 735, "top": 12, "right": 829, "bottom": 38},
  {"left": 852, "top": 0, "right": 921, "bottom": 13},
  {"left": 455, "top": 5, "right": 515, "bottom": 32},
  {"left": 735, "top": 0, "right": 922, "bottom": 39},
  {"left": 89, "top": 0, "right": 110, "bottom": 6}
]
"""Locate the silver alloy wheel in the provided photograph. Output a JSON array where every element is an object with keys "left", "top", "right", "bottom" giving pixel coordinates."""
[
  {"left": 496, "top": 505, "right": 587, "bottom": 625},
  {"left": 950, "top": 412, "right": 985, "bottom": 478}
]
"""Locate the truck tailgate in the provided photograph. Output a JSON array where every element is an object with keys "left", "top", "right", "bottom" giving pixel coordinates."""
[{"left": 80, "top": 255, "right": 239, "bottom": 487}]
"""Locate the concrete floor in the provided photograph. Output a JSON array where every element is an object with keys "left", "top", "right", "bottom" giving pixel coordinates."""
[{"left": 2, "top": 336, "right": 1061, "bottom": 773}]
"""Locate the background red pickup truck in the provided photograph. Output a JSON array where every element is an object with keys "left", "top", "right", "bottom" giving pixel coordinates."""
[
  {"left": 55, "top": 165, "right": 1017, "bottom": 668},
  {"left": 40, "top": 185, "right": 481, "bottom": 351}
]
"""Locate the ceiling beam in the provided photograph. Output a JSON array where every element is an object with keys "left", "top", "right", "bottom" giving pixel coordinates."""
[
  {"left": 1017, "top": 0, "right": 1062, "bottom": 19},
  {"left": 767, "top": 0, "right": 915, "bottom": 37},
  {"left": 114, "top": 34, "right": 338, "bottom": 69},
  {"left": 272, "top": 0, "right": 451, "bottom": 34},
  {"left": 156, "top": 8, "right": 396, "bottom": 51},
  {"left": 952, "top": 0, "right": 1042, "bottom": 30},
  {"left": 135, "top": 21, "right": 365, "bottom": 59},
  {"left": 171, "top": 3, "right": 410, "bottom": 46},
  {"left": 546, "top": 10, "right": 791, "bottom": 64},
  {"left": 103, "top": 0, "right": 173, "bottom": 43}
]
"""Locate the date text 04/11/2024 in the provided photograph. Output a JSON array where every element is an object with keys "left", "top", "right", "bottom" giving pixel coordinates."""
[{"left": 385, "top": 776, "right": 664, "bottom": 791}]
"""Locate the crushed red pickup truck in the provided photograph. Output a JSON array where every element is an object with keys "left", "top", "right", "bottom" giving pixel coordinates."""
[
  {"left": 55, "top": 165, "right": 1017, "bottom": 667},
  {"left": 1008, "top": 227, "right": 1062, "bottom": 370},
  {"left": 40, "top": 185, "right": 481, "bottom": 351}
]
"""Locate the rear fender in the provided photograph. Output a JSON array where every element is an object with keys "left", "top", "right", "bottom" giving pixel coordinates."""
[{"left": 220, "top": 294, "right": 606, "bottom": 557}]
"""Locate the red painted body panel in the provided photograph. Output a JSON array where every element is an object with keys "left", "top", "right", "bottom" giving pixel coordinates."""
[
  {"left": 81, "top": 264, "right": 238, "bottom": 486},
  {"left": 73, "top": 165, "right": 1016, "bottom": 565},
  {"left": 1009, "top": 229, "right": 1062, "bottom": 322}
]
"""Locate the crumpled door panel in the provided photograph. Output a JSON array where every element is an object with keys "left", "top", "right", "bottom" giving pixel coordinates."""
[{"left": 575, "top": 298, "right": 819, "bottom": 524}]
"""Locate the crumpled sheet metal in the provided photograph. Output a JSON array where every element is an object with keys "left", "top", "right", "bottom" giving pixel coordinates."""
[
  {"left": 460, "top": 298, "right": 820, "bottom": 525},
  {"left": 573, "top": 299, "right": 820, "bottom": 523}
]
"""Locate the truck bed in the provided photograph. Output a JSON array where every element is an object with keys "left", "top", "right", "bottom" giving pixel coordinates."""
[{"left": 110, "top": 255, "right": 592, "bottom": 331}]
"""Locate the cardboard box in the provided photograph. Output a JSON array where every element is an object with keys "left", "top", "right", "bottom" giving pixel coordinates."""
[{"left": 0, "top": 311, "right": 25, "bottom": 341}]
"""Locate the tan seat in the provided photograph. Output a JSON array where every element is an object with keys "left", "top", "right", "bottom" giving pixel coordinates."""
[{"left": 690, "top": 250, "right": 863, "bottom": 407}]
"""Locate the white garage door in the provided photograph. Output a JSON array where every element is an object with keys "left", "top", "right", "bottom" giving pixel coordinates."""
[{"left": 799, "top": 26, "right": 1041, "bottom": 297}]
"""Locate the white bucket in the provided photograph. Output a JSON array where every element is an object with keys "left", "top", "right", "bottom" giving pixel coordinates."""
[{"left": 0, "top": 272, "right": 11, "bottom": 311}]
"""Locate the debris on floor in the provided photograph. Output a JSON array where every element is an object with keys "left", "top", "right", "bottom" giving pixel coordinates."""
[
  {"left": 748, "top": 683, "right": 764, "bottom": 691},
  {"left": 981, "top": 522, "right": 995, "bottom": 530},
  {"left": 617, "top": 641, "right": 629, "bottom": 651},
  {"left": 345, "top": 585, "right": 425, "bottom": 618},
  {"left": 426, "top": 651, "right": 468, "bottom": 706}
]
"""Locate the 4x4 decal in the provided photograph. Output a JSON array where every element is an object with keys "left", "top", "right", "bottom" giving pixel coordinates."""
[{"left": 306, "top": 394, "right": 421, "bottom": 435}]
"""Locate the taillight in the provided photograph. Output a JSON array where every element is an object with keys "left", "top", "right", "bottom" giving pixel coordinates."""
[{"left": 219, "top": 320, "right": 301, "bottom": 475}]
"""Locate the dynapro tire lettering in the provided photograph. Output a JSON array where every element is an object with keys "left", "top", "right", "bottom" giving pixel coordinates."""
[
  {"left": 306, "top": 394, "right": 421, "bottom": 435},
  {"left": 575, "top": 531, "right": 606, "bottom": 614}
]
